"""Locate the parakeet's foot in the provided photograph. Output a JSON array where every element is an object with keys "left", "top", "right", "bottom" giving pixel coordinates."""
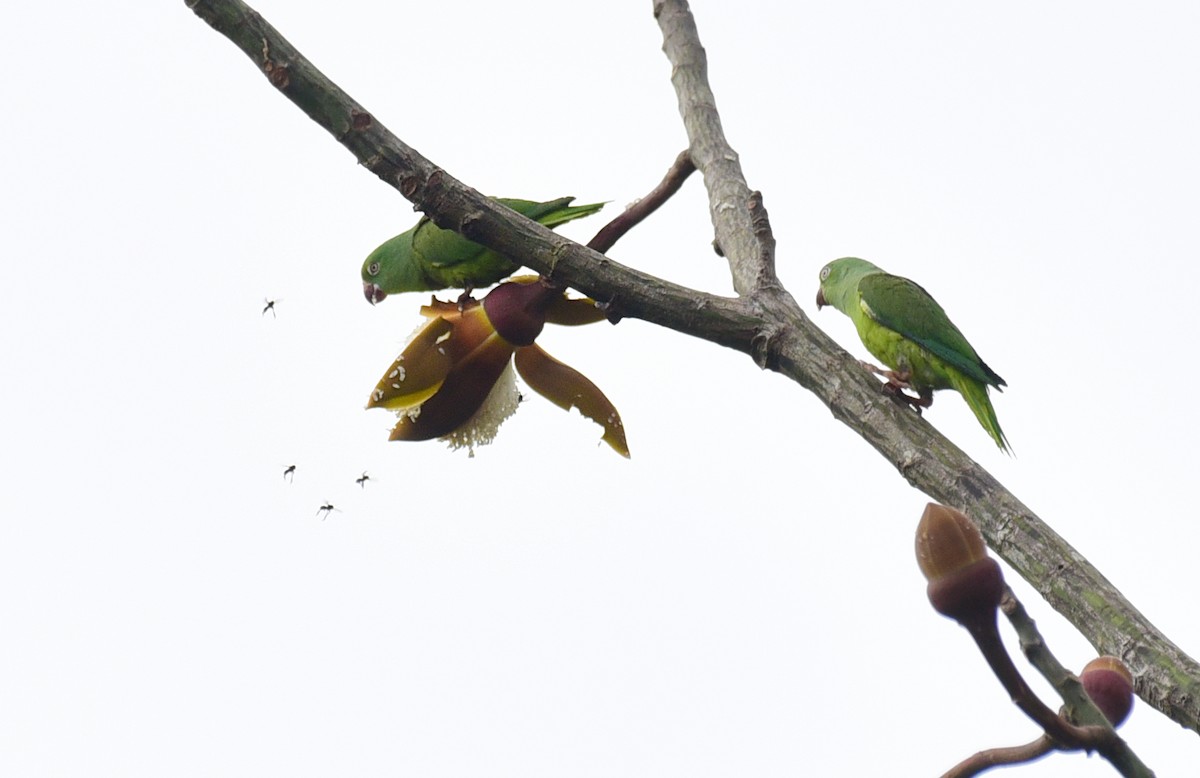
[
  {"left": 883, "top": 383, "right": 934, "bottom": 415},
  {"left": 858, "top": 359, "right": 889, "bottom": 378},
  {"left": 880, "top": 367, "right": 928, "bottom": 403},
  {"left": 863, "top": 365, "right": 934, "bottom": 415},
  {"left": 880, "top": 382, "right": 925, "bottom": 415}
]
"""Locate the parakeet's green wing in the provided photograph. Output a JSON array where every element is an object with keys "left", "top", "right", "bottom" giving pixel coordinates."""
[
  {"left": 857, "top": 274, "right": 1006, "bottom": 388},
  {"left": 411, "top": 216, "right": 488, "bottom": 271},
  {"left": 421, "top": 198, "right": 605, "bottom": 269}
]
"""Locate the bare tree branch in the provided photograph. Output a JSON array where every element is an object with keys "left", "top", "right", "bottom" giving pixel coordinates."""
[
  {"left": 654, "top": 0, "right": 1199, "bottom": 737},
  {"left": 185, "top": 0, "right": 1200, "bottom": 735},
  {"left": 656, "top": 2, "right": 778, "bottom": 297}
]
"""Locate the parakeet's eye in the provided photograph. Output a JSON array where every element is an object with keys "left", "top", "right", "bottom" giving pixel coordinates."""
[
  {"left": 367, "top": 261, "right": 381, "bottom": 277},
  {"left": 819, "top": 265, "right": 831, "bottom": 281}
]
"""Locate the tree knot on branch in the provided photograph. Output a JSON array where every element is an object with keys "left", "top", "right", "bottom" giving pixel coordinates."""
[
  {"left": 749, "top": 321, "right": 784, "bottom": 370},
  {"left": 258, "top": 37, "right": 289, "bottom": 89},
  {"left": 747, "top": 190, "right": 775, "bottom": 246},
  {"left": 397, "top": 174, "right": 422, "bottom": 200},
  {"left": 897, "top": 447, "right": 924, "bottom": 481},
  {"left": 397, "top": 169, "right": 445, "bottom": 212}
]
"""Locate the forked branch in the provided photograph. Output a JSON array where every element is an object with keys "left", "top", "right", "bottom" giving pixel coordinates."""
[{"left": 185, "top": 0, "right": 1200, "bottom": 735}]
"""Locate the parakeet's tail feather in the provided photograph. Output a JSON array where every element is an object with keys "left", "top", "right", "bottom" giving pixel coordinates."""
[
  {"left": 948, "top": 371, "right": 1011, "bottom": 454},
  {"left": 534, "top": 200, "right": 607, "bottom": 229}
]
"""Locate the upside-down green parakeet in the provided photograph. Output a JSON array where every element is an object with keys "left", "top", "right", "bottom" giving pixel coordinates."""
[
  {"left": 816, "top": 257, "right": 1009, "bottom": 452},
  {"left": 361, "top": 197, "right": 605, "bottom": 304}
]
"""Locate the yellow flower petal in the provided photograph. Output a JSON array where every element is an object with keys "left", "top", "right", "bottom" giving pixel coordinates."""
[
  {"left": 544, "top": 294, "right": 608, "bottom": 326},
  {"left": 367, "top": 300, "right": 503, "bottom": 411},
  {"left": 366, "top": 316, "right": 455, "bottom": 411},
  {"left": 389, "top": 330, "right": 515, "bottom": 441},
  {"left": 514, "top": 344, "right": 629, "bottom": 458}
]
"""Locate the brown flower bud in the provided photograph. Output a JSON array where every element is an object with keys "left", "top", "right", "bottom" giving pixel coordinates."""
[
  {"left": 916, "top": 503, "right": 986, "bottom": 579},
  {"left": 916, "top": 503, "right": 1004, "bottom": 623},
  {"left": 1080, "top": 656, "right": 1134, "bottom": 727},
  {"left": 482, "top": 279, "right": 551, "bottom": 346}
]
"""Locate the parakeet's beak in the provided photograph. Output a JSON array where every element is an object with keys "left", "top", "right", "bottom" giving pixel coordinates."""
[
  {"left": 816, "top": 288, "right": 827, "bottom": 309},
  {"left": 364, "top": 283, "right": 387, "bottom": 305}
]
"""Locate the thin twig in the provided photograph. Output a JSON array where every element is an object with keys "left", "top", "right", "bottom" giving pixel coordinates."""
[
  {"left": 587, "top": 150, "right": 695, "bottom": 255},
  {"left": 942, "top": 734, "right": 1056, "bottom": 778},
  {"left": 1002, "top": 587, "right": 1113, "bottom": 727},
  {"left": 1000, "top": 588, "right": 1152, "bottom": 775},
  {"left": 964, "top": 616, "right": 1149, "bottom": 775}
]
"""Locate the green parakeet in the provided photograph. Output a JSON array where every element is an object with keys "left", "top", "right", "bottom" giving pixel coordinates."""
[
  {"left": 816, "top": 257, "right": 1009, "bottom": 452},
  {"left": 362, "top": 197, "right": 605, "bottom": 304}
]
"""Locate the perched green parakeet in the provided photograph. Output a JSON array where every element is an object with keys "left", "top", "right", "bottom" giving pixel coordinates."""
[
  {"left": 361, "top": 197, "right": 605, "bottom": 304},
  {"left": 816, "top": 257, "right": 1009, "bottom": 452}
]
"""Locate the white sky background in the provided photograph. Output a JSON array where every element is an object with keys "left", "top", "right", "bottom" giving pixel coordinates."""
[{"left": 2, "top": 1, "right": 1197, "bottom": 774}]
